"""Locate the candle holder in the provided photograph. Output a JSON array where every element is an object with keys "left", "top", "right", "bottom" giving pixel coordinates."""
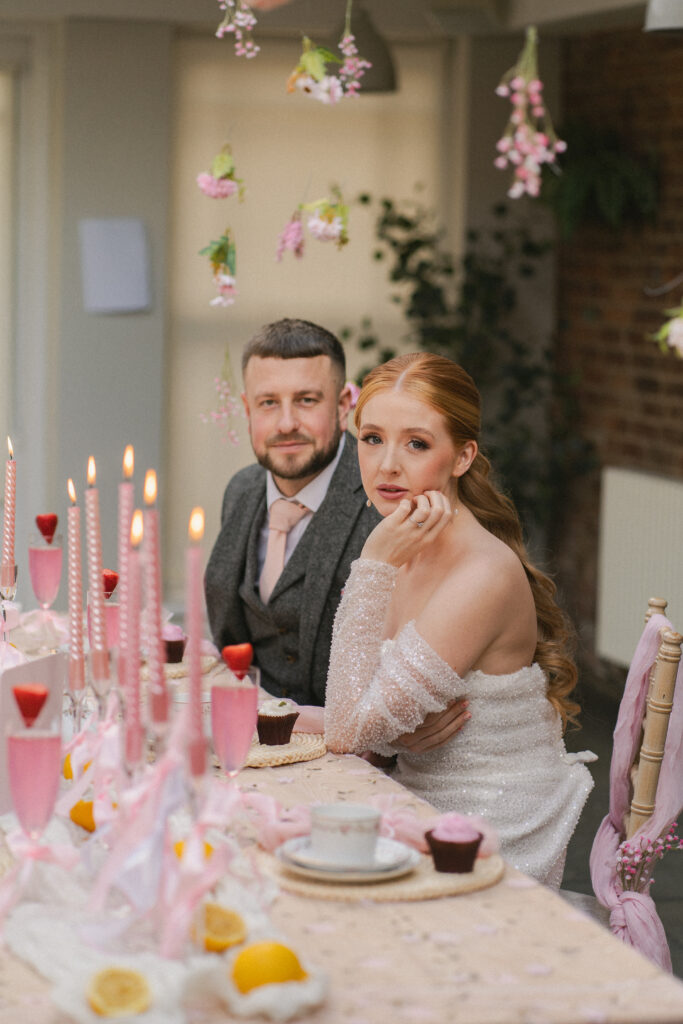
[
  {"left": 0, "top": 563, "right": 17, "bottom": 602},
  {"left": 87, "top": 649, "right": 114, "bottom": 722}
]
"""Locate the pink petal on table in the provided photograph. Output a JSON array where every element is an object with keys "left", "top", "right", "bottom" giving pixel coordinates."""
[
  {"left": 579, "top": 1010, "right": 608, "bottom": 1024},
  {"left": 305, "top": 921, "right": 338, "bottom": 934},
  {"left": 428, "top": 930, "right": 462, "bottom": 944},
  {"left": 525, "top": 963, "right": 553, "bottom": 976}
]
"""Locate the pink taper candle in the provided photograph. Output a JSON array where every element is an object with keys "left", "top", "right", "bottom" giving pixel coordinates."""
[
  {"left": 1, "top": 437, "right": 16, "bottom": 592},
  {"left": 67, "top": 479, "right": 85, "bottom": 691},
  {"left": 143, "top": 470, "right": 168, "bottom": 725},
  {"left": 117, "top": 446, "right": 134, "bottom": 697},
  {"left": 85, "top": 456, "right": 109, "bottom": 683},
  {"left": 124, "top": 510, "right": 144, "bottom": 770},
  {"left": 186, "top": 507, "right": 205, "bottom": 777}
]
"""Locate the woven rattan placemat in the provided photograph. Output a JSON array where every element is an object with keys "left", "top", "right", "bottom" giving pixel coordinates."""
[
  {"left": 267, "top": 852, "right": 504, "bottom": 902},
  {"left": 140, "top": 655, "right": 217, "bottom": 681},
  {"left": 245, "top": 733, "right": 327, "bottom": 768}
]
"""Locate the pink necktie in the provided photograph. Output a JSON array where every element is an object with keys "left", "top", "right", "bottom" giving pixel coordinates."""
[{"left": 259, "top": 498, "right": 309, "bottom": 604}]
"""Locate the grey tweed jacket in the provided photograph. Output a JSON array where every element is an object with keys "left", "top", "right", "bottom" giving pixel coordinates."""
[{"left": 204, "top": 433, "right": 381, "bottom": 706}]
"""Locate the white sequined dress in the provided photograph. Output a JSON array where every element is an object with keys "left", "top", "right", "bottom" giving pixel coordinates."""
[{"left": 324, "top": 560, "right": 595, "bottom": 887}]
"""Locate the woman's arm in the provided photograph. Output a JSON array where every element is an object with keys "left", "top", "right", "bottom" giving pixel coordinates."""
[{"left": 324, "top": 560, "right": 466, "bottom": 756}]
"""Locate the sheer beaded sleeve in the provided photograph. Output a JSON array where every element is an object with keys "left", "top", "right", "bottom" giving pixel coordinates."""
[{"left": 324, "top": 559, "right": 467, "bottom": 757}]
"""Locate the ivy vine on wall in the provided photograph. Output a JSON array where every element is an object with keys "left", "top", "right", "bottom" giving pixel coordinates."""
[{"left": 341, "top": 198, "right": 594, "bottom": 547}]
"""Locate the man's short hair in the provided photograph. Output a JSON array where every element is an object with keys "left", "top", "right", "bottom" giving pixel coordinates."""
[{"left": 242, "top": 319, "right": 346, "bottom": 389}]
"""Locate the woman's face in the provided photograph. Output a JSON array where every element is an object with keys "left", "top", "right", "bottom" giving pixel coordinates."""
[{"left": 357, "top": 389, "right": 474, "bottom": 516}]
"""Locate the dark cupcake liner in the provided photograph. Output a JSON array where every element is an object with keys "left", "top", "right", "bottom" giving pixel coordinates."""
[
  {"left": 164, "top": 638, "right": 186, "bottom": 663},
  {"left": 256, "top": 711, "right": 300, "bottom": 746},
  {"left": 424, "top": 829, "right": 482, "bottom": 873}
]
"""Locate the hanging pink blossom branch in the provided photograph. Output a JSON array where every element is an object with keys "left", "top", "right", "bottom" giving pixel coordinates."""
[
  {"left": 276, "top": 210, "right": 305, "bottom": 261},
  {"left": 200, "top": 350, "right": 243, "bottom": 445},
  {"left": 494, "top": 26, "right": 566, "bottom": 199},
  {"left": 276, "top": 188, "right": 349, "bottom": 260},
  {"left": 197, "top": 144, "right": 245, "bottom": 200},
  {"left": 286, "top": 1, "right": 371, "bottom": 104},
  {"left": 199, "top": 229, "right": 238, "bottom": 307},
  {"left": 216, "top": 0, "right": 260, "bottom": 58}
]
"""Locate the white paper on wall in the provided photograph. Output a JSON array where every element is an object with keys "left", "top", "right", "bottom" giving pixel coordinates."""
[{"left": 79, "top": 217, "right": 151, "bottom": 314}]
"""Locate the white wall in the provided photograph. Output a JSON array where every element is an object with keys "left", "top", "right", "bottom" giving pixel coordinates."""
[
  {"left": 165, "top": 33, "right": 454, "bottom": 598},
  {"left": 55, "top": 19, "right": 172, "bottom": 597}
]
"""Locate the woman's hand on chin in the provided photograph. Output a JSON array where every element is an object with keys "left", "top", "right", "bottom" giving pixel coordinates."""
[{"left": 360, "top": 491, "right": 452, "bottom": 567}]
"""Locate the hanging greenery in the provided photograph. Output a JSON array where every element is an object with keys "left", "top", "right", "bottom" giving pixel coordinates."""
[
  {"left": 341, "top": 197, "right": 594, "bottom": 541},
  {"left": 540, "top": 121, "right": 658, "bottom": 239}
]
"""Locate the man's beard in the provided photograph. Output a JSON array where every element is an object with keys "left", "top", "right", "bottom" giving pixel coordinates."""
[{"left": 256, "top": 424, "right": 342, "bottom": 481}]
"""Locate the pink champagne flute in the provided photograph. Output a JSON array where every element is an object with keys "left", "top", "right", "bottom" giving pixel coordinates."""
[
  {"left": 7, "top": 702, "right": 62, "bottom": 842},
  {"left": 211, "top": 665, "right": 259, "bottom": 779},
  {"left": 28, "top": 533, "right": 63, "bottom": 654}
]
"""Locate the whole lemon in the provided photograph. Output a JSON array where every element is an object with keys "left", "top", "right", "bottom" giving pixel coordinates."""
[{"left": 231, "top": 941, "right": 308, "bottom": 994}]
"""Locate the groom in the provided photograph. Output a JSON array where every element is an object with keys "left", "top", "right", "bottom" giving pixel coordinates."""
[{"left": 204, "top": 318, "right": 381, "bottom": 706}]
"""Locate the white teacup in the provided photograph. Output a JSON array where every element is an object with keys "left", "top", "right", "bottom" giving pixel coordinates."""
[{"left": 309, "top": 803, "right": 380, "bottom": 868}]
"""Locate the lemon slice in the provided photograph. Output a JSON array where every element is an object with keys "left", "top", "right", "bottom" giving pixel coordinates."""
[
  {"left": 231, "top": 941, "right": 308, "bottom": 993},
  {"left": 173, "top": 839, "right": 214, "bottom": 860},
  {"left": 70, "top": 799, "right": 96, "bottom": 833},
  {"left": 194, "top": 903, "right": 246, "bottom": 953},
  {"left": 63, "top": 754, "right": 91, "bottom": 780},
  {"left": 87, "top": 966, "right": 151, "bottom": 1017}
]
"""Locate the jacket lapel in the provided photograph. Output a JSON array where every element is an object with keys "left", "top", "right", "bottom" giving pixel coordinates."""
[
  {"left": 236, "top": 486, "right": 267, "bottom": 615},
  {"left": 297, "top": 435, "right": 366, "bottom": 673}
]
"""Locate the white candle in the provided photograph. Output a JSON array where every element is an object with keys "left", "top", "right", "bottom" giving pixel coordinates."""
[
  {"left": 144, "top": 470, "right": 168, "bottom": 726},
  {"left": 67, "top": 479, "right": 85, "bottom": 691},
  {"left": 125, "top": 510, "right": 143, "bottom": 770},
  {"left": 84, "top": 456, "right": 109, "bottom": 683},
  {"left": 186, "top": 507, "right": 205, "bottom": 778},
  {"left": 117, "top": 445, "right": 134, "bottom": 700},
  {"left": 1, "top": 437, "right": 16, "bottom": 593}
]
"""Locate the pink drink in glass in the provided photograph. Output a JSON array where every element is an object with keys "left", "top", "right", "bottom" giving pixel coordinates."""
[
  {"left": 8, "top": 731, "right": 62, "bottom": 838},
  {"left": 211, "top": 685, "right": 258, "bottom": 776},
  {"left": 28, "top": 545, "right": 63, "bottom": 609}
]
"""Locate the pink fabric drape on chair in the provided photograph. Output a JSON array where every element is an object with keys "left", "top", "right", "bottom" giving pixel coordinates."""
[{"left": 589, "top": 614, "right": 683, "bottom": 972}]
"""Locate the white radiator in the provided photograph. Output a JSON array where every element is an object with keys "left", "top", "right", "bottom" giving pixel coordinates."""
[{"left": 597, "top": 467, "right": 683, "bottom": 667}]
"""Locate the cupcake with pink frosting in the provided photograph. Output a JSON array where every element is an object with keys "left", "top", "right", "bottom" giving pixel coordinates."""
[
  {"left": 424, "top": 813, "right": 483, "bottom": 873},
  {"left": 162, "top": 623, "right": 187, "bottom": 664}
]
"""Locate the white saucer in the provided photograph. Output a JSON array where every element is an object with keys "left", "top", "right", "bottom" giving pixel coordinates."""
[{"left": 275, "top": 836, "right": 420, "bottom": 883}]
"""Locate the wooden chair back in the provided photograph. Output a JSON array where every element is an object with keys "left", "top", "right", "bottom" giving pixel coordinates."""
[{"left": 624, "top": 597, "right": 682, "bottom": 838}]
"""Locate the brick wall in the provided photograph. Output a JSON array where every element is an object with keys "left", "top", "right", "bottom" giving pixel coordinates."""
[{"left": 555, "top": 27, "right": 683, "bottom": 697}]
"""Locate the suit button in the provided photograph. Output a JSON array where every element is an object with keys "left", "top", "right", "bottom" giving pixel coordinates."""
[
  {"left": 278, "top": 628, "right": 287, "bottom": 636},
  {"left": 285, "top": 654, "right": 297, "bottom": 664}
]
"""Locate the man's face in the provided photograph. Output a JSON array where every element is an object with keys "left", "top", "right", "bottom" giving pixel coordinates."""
[{"left": 242, "top": 355, "right": 351, "bottom": 496}]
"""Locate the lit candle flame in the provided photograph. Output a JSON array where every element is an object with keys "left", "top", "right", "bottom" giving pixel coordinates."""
[
  {"left": 67, "top": 478, "right": 77, "bottom": 504},
  {"left": 188, "top": 507, "right": 204, "bottom": 543},
  {"left": 123, "top": 445, "right": 134, "bottom": 480},
  {"left": 87, "top": 456, "right": 96, "bottom": 487},
  {"left": 144, "top": 469, "right": 157, "bottom": 506},
  {"left": 131, "top": 509, "right": 144, "bottom": 547},
  {"left": 7, "top": 436, "right": 13, "bottom": 460}
]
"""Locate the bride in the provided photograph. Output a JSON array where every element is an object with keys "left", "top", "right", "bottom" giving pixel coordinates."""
[{"left": 322, "top": 352, "right": 594, "bottom": 888}]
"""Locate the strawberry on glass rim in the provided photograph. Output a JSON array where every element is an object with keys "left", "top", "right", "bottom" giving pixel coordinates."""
[
  {"left": 36, "top": 514, "right": 58, "bottom": 544},
  {"left": 12, "top": 684, "right": 49, "bottom": 728},
  {"left": 222, "top": 643, "right": 253, "bottom": 679},
  {"left": 102, "top": 569, "right": 119, "bottom": 600}
]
